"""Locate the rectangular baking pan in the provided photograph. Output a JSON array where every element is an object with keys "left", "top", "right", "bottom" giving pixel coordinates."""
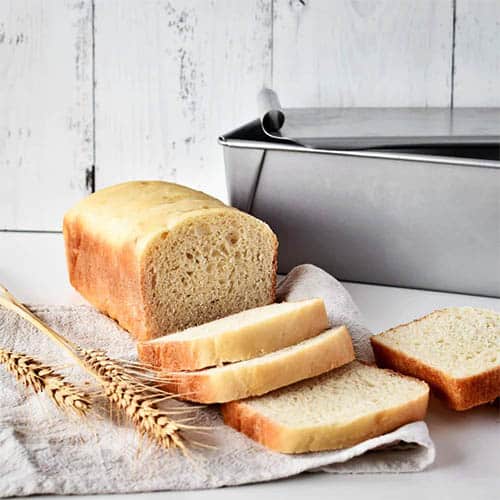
[{"left": 220, "top": 91, "right": 500, "bottom": 297}]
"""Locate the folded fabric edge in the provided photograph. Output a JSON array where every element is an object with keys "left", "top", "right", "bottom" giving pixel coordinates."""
[{"left": 316, "top": 421, "right": 436, "bottom": 474}]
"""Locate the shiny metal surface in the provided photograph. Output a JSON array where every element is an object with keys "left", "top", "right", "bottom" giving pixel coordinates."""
[
  {"left": 257, "top": 88, "right": 500, "bottom": 149},
  {"left": 220, "top": 110, "right": 500, "bottom": 296}
]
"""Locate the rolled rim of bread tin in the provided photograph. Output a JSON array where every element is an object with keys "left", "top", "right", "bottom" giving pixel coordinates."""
[{"left": 219, "top": 90, "right": 500, "bottom": 297}]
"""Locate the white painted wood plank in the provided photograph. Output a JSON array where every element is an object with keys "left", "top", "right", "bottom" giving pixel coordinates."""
[
  {"left": 273, "top": 0, "right": 454, "bottom": 107},
  {"left": 0, "top": 232, "right": 84, "bottom": 305},
  {"left": 454, "top": 0, "right": 500, "bottom": 106},
  {"left": 94, "top": 0, "right": 272, "bottom": 203},
  {"left": 0, "top": 0, "right": 93, "bottom": 231}
]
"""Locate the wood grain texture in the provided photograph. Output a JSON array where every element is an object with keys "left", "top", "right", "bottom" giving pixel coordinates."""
[
  {"left": 3, "top": 0, "right": 500, "bottom": 232},
  {"left": 453, "top": 0, "right": 500, "bottom": 106},
  {"left": 94, "top": 0, "right": 272, "bottom": 202},
  {"left": 272, "top": 0, "right": 454, "bottom": 107},
  {"left": 0, "top": 0, "right": 93, "bottom": 231}
]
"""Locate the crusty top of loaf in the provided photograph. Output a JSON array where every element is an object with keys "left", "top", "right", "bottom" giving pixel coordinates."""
[{"left": 64, "top": 181, "right": 267, "bottom": 253}]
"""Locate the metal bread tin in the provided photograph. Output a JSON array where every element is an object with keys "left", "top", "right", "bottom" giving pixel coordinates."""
[{"left": 220, "top": 90, "right": 500, "bottom": 297}]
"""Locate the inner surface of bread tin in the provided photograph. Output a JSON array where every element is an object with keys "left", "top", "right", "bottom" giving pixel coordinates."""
[{"left": 219, "top": 103, "right": 500, "bottom": 297}]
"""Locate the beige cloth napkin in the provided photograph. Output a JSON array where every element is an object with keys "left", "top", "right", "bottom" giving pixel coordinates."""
[{"left": 0, "top": 265, "right": 435, "bottom": 497}]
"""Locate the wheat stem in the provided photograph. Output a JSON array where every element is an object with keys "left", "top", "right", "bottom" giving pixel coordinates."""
[
  {"left": 0, "top": 283, "right": 192, "bottom": 450},
  {"left": 0, "top": 348, "right": 91, "bottom": 415},
  {"left": 0, "top": 285, "right": 76, "bottom": 353}
]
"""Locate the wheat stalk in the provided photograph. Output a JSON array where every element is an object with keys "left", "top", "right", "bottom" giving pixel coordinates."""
[
  {"left": 0, "top": 347, "right": 91, "bottom": 415},
  {"left": 77, "top": 348, "right": 188, "bottom": 449},
  {"left": 0, "top": 284, "right": 193, "bottom": 450}
]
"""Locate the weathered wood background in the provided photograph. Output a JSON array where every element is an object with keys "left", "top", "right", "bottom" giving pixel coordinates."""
[{"left": 1, "top": 0, "right": 499, "bottom": 231}]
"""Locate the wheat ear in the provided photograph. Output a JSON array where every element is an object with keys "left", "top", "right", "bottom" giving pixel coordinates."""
[
  {"left": 0, "top": 347, "right": 91, "bottom": 415},
  {"left": 77, "top": 349, "right": 186, "bottom": 449},
  {"left": 0, "top": 284, "right": 190, "bottom": 450}
]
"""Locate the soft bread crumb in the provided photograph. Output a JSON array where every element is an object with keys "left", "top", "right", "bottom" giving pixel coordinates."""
[
  {"left": 163, "top": 326, "right": 355, "bottom": 403},
  {"left": 143, "top": 210, "right": 277, "bottom": 336},
  {"left": 147, "top": 299, "right": 326, "bottom": 343},
  {"left": 373, "top": 307, "right": 500, "bottom": 378},
  {"left": 244, "top": 361, "right": 428, "bottom": 427},
  {"left": 222, "top": 361, "right": 429, "bottom": 453},
  {"left": 63, "top": 181, "right": 278, "bottom": 340},
  {"left": 138, "top": 299, "right": 329, "bottom": 371}
]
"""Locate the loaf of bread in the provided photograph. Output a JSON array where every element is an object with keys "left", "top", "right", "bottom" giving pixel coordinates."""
[
  {"left": 138, "top": 298, "right": 329, "bottom": 371},
  {"left": 222, "top": 361, "right": 429, "bottom": 454},
  {"left": 164, "top": 325, "right": 355, "bottom": 403},
  {"left": 63, "top": 181, "right": 278, "bottom": 340},
  {"left": 371, "top": 307, "right": 500, "bottom": 410}
]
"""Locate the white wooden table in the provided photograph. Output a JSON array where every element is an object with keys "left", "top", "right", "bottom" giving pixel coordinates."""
[{"left": 1, "top": 231, "right": 499, "bottom": 500}]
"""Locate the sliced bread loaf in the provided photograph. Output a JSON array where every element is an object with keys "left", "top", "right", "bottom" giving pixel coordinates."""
[
  {"left": 371, "top": 307, "right": 500, "bottom": 410},
  {"left": 138, "top": 298, "right": 329, "bottom": 371},
  {"left": 222, "top": 361, "right": 429, "bottom": 453},
  {"left": 163, "top": 325, "right": 355, "bottom": 403},
  {"left": 64, "top": 181, "right": 277, "bottom": 340}
]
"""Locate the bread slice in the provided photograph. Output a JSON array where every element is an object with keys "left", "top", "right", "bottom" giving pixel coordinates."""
[
  {"left": 63, "top": 181, "right": 278, "bottom": 340},
  {"left": 371, "top": 307, "right": 500, "bottom": 410},
  {"left": 222, "top": 361, "right": 429, "bottom": 454},
  {"left": 137, "top": 298, "right": 329, "bottom": 371},
  {"left": 164, "top": 325, "right": 355, "bottom": 403}
]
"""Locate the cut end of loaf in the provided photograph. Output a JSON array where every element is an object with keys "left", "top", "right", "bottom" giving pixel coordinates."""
[
  {"left": 63, "top": 181, "right": 278, "bottom": 342},
  {"left": 141, "top": 209, "right": 278, "bottom": 339}
]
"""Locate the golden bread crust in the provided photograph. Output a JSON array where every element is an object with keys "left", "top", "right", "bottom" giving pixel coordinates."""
[
  {"left": 222, "top": 402, "right": 288, "bottom": 452},
  {"left": 137, "top": 341, "right": 197, "bottom": 371},
  {"left": 63, "top": 181, "right": 278, "bottom": 340},
  {"left": 222, "top": 370, "right": 429, "bottom": 453},
  {"left": 371, "top": 338, "right": 500, "bottom": 410},
  {"left": 137, "top": 299, "right": 330, "bottom": 371},
  {"left": 162, "top": 326, "right": 355, "bottom": 403},
  {"left": 63, "top": 214, "right": 150, "bottom": 339}
]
